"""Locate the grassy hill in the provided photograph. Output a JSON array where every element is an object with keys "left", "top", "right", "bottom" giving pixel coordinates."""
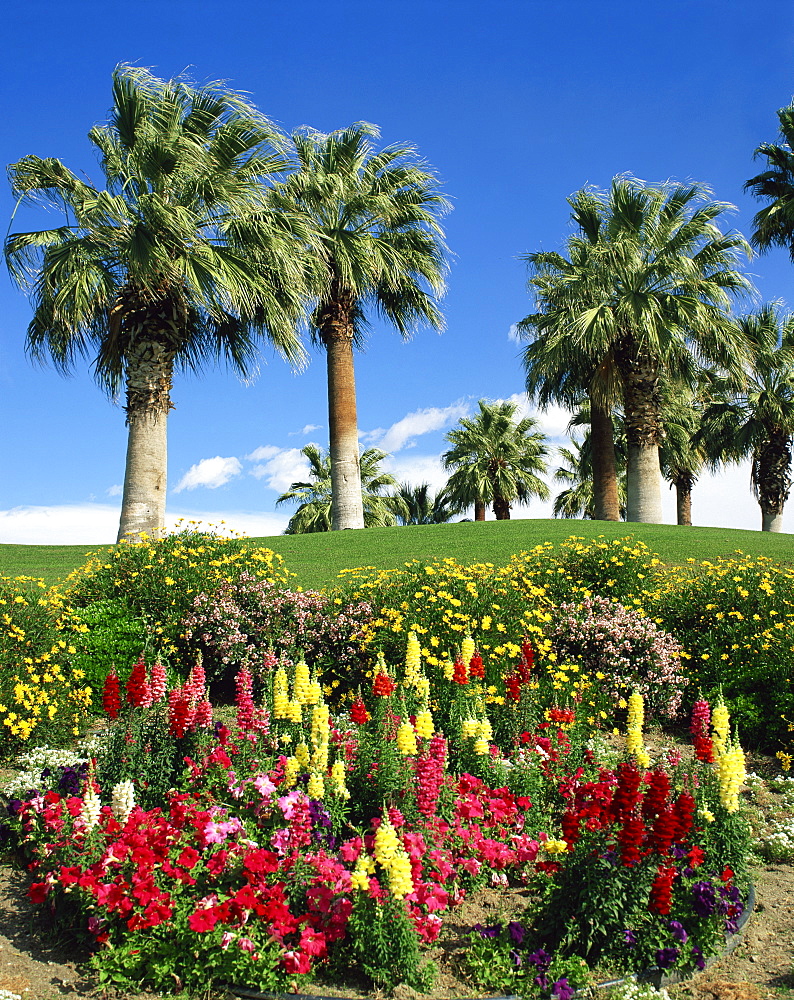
[{"left": 1, "top": 518, "right": 792, "bottom": 591}]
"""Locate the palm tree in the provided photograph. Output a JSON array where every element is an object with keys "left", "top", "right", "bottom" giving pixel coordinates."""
[
  {"left": 521, "top": 211, "right": 623, "bottom": 521},
  {"left": 5, "top": 66, "right": 308, "bottom": 541},
  {"left": 276, "top": 444, "right": 408, "bottom": 533},
  {"left": 396, "top": 482, "right": 456, "bottom": 525},
  {"left": 441, "top": 400, "right": 550, "bottom": 520},
  {"left": 745, "top": 101, "right": 794, "bottom": 257},
  {"left": 552, "top": 413, "right": 627, "bottom": 519},
  {"left": 522, "top": 178, "right": 753, "bottom": 524},
  {"left": 699, "top": 305, "right": 794, "bottom": 532},
  {"left": 658, "top": 381, "right": 708, "bottom": 527},
  {"left": 272, "top": 123, "right": 448, "bottom": 531}
]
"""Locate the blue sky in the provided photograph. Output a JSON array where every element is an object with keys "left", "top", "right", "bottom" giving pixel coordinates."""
[{"left": 2, "top": 0, "right": 794, "bottom": 543}]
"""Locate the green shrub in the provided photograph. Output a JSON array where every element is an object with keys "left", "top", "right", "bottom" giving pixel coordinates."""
[
  {"left": 649, "top": 553, "right": 794, "bottom": 748},
  {"left": 64, "top": 524, "right": 292, "bottom": 668},
  {"left": 68, "top": 599, "right": 150, "bottom": 708}
]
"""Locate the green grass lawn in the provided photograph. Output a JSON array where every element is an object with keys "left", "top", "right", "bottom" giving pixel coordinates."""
[{"left": 1, "top": 519, "right": 793, "bottom": 591}]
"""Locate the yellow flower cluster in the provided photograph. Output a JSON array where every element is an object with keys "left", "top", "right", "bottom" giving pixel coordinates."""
[
  {"left": 396, "top": 719, "right": 418, "bottom": 756},
  {"left": 626, "top": 691, "right": 650, "bottom": 768},
  {"left": 373, "top": 817, "right": 414, "bottom": 899},
  {"left": 274, "top": 676, "right": 348, "bottom": 800},
  {"left": 273, "top": 660, "right": 322, "bottom": 724},
  {"left": 716, "top": 735, "right": 746, "bottom": 814}
]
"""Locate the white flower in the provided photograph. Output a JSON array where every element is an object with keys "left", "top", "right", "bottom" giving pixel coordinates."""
[
  {"left": 111, "top": 780, "right": 136, "bottom": 825},
  {"left": 81, "top": 787, "right": 102, "bottom": 830}
]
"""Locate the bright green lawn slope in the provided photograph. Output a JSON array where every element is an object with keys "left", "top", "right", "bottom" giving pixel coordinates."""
[{"left": 1, "top": 519, "right": 792, "bottom": 591}]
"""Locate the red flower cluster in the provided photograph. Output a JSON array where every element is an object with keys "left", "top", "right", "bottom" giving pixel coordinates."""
[
  {"left": 504, "top": 642, "right": 535, "bottom": 701},
  {"left": 125, "top": 656, "right": 152, "bottom": 708},
  {"left": 372, "top": 672, "right": 396, "bottom": 697},
  {"left": 102, "top": 670, "right": 121, "bottom": 720},
  {"left": 648, "top": 865, "right": 677, "bottom": 914},
  {"left": 452, "top": 658, "right": 469, "bottom": 685},
  {"left": 468, "top": 653, "right": 485, "bottom": 679},
  {"left": 414, "top": 735, "right": 447, "bottom": 817},
  {"left": 691, "top": 699, "right": 714, "bottom": 762},
  {"left": 349, "top": 698, "right": 371, "bottom": 724}
]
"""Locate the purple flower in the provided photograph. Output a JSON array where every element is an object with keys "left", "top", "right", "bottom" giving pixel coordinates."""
[
  {"left": 510, "top": 949, "right": 522, "bottom": 968},
  {"left": 669, "top": 920, "right": 688, "bottom": 944},
  {"left": 656, "top": 947, "right": 679, "bottom": 969},
  {"left": 553, "top": 976, "right": 576, "bottom": 1000},
  {"left": 474, "top": 923, "right": 502, "bottom": 939},
  {"left": 527, "top": 948, "right": 551, "bottom": 972},
  {"left": 692, "top": 945, "right": 705, "bottom": 970},
  {"left": 692, "top": 881, "right": 717, "bottom": 917},
  {"left": 508, "top": 921, "right": 525, "bottom": 945},
  {"left": 6, "top": 799, "right": 23, "bottom": 817},
  {"left": 624, "top": 928, "right": 637, "bottom": 947}
]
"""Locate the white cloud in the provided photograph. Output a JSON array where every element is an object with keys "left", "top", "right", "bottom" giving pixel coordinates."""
[
  {"left": 250, "top": 447, "right": 312, "bottom": 493},
  {"left": 508, "top": 323, "right": 523, "bottom": 344},
  {"left": 365, "top": 402, "right": 470, "bottom": 454},
  {"left": 0, "top": 504, "right": 290, "bottom": 545},
  {"left": 289, "top": 423, "right": 322, "bottom": 436},
  {"left": 106, "top": 484, "right": 123, "bottom": 497},
  {"left": 173, "top": 456, "right": 243, "bottom": 493},
  {"left": 381, "top": 454, "right": 450, "bottom": 495},
  {"left": 246, "top": 445, "right": 282, "bottom": 462}
]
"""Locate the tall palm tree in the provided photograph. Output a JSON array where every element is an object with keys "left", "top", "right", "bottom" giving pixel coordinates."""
[
  {"left": 5, "top": 65, "right": 308, "bottom": 541},
  {"left": 396, "top": 482, "right": 456, "bottom": 525},
  {"left": 272, "top": 123, "right": 448, "bottom": 531},
  {"left": 276, "top": 444, "right": 408, "bottom": 533},
  {"left": 441, "top": 400, "right": 550, "bottom": 520},
  {"left": 699, "top": 305, "right": 794, "bottom": 532},
  {"left": 521, "top": 207, "right": 623, "bottom": 521},
  {"left": 745, "top": 101, "right": 794, "bottom": 257},
  {"left": 522, "top": 178, "right": 753, "bottom": 524}
]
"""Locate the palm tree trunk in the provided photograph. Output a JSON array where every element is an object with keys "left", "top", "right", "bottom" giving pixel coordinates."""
[
  {"left": 754, "top": 434, "right": 791, "bottom": 533},
  {"left": 320, "top": 289, "right": 365, "bottom": 531},
  {"left": 590, "top": 401, "right": 620, "bottom": 521},
  {"left": 117, "top": 340, "right": 174, "bottom": 541},
  {"left": 474, "top": 500, "right": 486, "bottom": 521},
  {"left": 618, "top": 337, "right": 664, "bottom": 524},
  {"left": 675, "top": 472, "right": 695, "bottom": 526},
  {"left": 493, "top": 494, "right": 511, "bottom": 519}
]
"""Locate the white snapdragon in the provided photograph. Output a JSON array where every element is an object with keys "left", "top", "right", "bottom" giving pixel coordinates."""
[
  {"left": 111, "top": 779, "right": 136, "bottom": 825},
  {"left": 81, "top": 786, "right": 102, "bottom": 830}
]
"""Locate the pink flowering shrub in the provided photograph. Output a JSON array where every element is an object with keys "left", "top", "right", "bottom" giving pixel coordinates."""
[
  {"left": 181, "top": 573, "right": 372, "bottom": 697},
  {"left": 547, "top": 596, "right": 688, "bottom": 719}
]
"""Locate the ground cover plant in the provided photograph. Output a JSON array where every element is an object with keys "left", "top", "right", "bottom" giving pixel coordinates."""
[{"left": 0, "top": 525, "right": 792, "bottom": 997}]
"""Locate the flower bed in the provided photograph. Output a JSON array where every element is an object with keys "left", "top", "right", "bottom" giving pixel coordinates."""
[{"left": 1, "top": 633, "right": 752, "bottom": 998}]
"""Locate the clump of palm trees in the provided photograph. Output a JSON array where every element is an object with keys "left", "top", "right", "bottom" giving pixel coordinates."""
[{"left": 7, "top": 68, "right": 794, "bottom": 535}]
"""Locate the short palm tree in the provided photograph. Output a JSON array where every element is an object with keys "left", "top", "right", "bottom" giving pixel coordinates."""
[
  {"left": 5, "top": 65, "right": 308, "bottom": 541},
  {"left": 441, "top": 400, "right": 550, "bottom": 520},
  {"left": 396, "top": 482, "right": 456, "bottom": 525},
  {"left": 522, "top": 178, "right": 753, "bottom": 524},
  {"left": 276, "top": 444, "right": 408, "bottom": 533},
  {"left": 272, "top": 123, "right": 448, "bottom": 530},
  {"left": 745, "top": 101, "right": 794, "bottom": 257},
  {"left": 698, "top": 305, "right": 794, "bottom": 532},
  {"left": 658, "top": 381, "right": 709, "bottom": 527}
]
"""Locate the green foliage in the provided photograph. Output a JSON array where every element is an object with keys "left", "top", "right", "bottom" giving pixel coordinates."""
[
  {"left": 650, "top": 553, "right": 794, "bottom": 748},
  {"left": 64, "top": 526, "right": 292, "bottom": 667},
  {"left": 68, "top": 599, "right": 149, "bottom": 707},
  {"left": 344, "top": 892, "right": 436, "bottom": 992}
]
